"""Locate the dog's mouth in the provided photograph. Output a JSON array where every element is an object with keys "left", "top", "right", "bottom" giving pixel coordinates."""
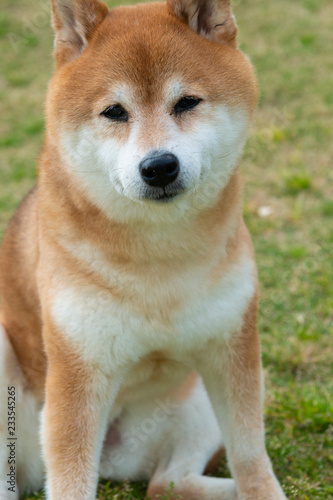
[
  {"left": 147, "top": 192, "right": 180, "bottom": 203},
  {"left": 140, "top": 184, "right": 186, "bottom": 203}
]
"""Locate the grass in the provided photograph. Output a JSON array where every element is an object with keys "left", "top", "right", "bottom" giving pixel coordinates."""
[{"left": 0, "top": 0, "right": 332, "bottom": 498}]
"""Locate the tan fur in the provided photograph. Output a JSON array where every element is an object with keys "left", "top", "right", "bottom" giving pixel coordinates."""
[
  {"left": 170, "top": 370, "right": 199, "bottom": 401},
  {"left": 0, "top": 188, "right": 46, "bottom": 398},
  {"left": 41, "top": 319, "right": 111, "bottom": 498}
]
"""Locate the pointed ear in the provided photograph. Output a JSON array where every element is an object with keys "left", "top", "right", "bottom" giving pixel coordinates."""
[
  {"left": 51, "top": 0, "right": 109, "bottom": 67},
  {"left": 167, "top": 0, "right": 237, "bottom": 46}
]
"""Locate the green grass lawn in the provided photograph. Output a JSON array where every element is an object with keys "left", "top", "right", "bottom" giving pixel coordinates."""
[{"left": 1, "top": 0, "right": 332, "bottom": 499}]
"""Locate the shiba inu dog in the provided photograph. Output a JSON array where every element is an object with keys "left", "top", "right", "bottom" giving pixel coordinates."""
[{"left": 0, "top": 0, "right": 288, "bottom": 498}]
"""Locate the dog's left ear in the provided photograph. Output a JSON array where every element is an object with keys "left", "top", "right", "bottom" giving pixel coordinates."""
[
  {"left": 167, "top": 0, "right": 237, "bottom": 46},
  {"left": 51, "top": 0, "right": 109, "bottom": 68}
]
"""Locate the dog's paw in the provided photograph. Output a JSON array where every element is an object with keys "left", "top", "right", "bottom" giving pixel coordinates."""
[{"left": 238, "top": 475, "right": 287, "bottom": 500}]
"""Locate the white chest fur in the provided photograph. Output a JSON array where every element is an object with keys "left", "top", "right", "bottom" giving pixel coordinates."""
[{"left": 51, "top": 247, "right": 256, "bottom": 375}]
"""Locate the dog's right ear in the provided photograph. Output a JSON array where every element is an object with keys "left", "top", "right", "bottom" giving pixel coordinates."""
[
  {"left": 51, "top": 0, "right": 109, "bottom": 68},
  {"left": 167, "top": 0, "right": 237, "bottom": 47}
]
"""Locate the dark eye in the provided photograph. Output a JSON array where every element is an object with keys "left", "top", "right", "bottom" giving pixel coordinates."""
[
  {"left": 102, "top": 104, "right": 128, "bottom": 122},
  {"left": 174, "top": 96, "right": 202, "bottom": 115}
]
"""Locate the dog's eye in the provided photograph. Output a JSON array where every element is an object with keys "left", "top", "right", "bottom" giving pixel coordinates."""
[
  {"left": 102, "top": 104, "right": 128, "bottom": 122},
  {"left": 174, "top": 97, "right": 202, "bottom": 115}
]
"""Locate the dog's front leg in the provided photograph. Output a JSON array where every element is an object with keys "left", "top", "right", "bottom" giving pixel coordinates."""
[
  {"left": 198, "top": 298, "right": 287, "bottom": 500},
  {"left": 41, "top": 336, "right": 117, "bottom": 500}
]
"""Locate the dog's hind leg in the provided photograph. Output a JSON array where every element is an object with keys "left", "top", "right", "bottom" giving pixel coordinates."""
[
  {"left": 146, "top": 376, "right": 237, "bottom": 500},
  {"left": 100, "top": 372, "right": 236, "bottom": 498},
  {"left": 148, "top": 475, "right": 236, "bottom": 500},
  {"left": 0, "top": 324, "right": 44, "bottom": 500}
]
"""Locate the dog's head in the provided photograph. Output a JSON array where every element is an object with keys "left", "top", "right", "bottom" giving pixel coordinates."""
[{"left": 46, "top": 0, "right": 257, "bottom": 221}]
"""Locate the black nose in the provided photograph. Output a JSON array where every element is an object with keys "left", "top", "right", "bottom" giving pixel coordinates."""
[{"left": 139, "top": 153, "right": 179, "bottom": 188}]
